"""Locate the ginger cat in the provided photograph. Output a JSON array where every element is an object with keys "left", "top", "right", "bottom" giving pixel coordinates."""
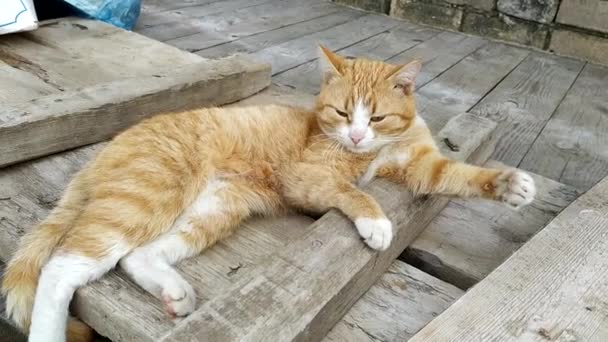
[{"left": 2, "top": 46, "right": 535, "bottom": 342}]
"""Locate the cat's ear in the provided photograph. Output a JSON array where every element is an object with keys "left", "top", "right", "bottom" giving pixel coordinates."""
[
  {"left": 318, "top": 45, "right": 344, "bottom": 83},
  {"left": 388, "top": 59, "right": 422, "bottom": 95}
]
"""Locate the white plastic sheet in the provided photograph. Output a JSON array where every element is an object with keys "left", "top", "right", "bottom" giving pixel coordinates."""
[{"left": 0, "top": 0, "right": 38, "bottom": 35}]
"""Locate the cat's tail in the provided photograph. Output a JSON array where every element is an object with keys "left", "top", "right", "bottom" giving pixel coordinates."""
[{"left": 1, "top": 169, "right": 94, "bottom": 342}]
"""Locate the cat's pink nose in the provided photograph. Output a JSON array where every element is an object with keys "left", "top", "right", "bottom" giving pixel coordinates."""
[{"left": 349, "top": 132, "right": 364, "bottom": 145}]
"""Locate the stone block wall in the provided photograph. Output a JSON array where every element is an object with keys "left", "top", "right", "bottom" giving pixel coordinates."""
[{"left": 333, "top": 0, "right": 608, "bottom": 65}]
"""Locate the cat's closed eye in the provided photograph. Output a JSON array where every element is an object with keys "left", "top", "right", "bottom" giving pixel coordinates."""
[
  {"left": 335, "top": 109, "right": 349, "bottom": 118},
  {"left": 370, "top": 116, "right": 385, "bottom": 123}
]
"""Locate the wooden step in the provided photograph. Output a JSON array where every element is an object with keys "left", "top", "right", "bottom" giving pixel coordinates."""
[
  {"left": 410, "top": 175, "right": 608, "bottom": 341},
  {"left": 0, "top": 85, "right": 497, "bottom": 341},
  {"left": 0, "top": 17, "right": 270, "bottom": 167},
  {"left": 404, "top": 162, "right": 579, "bottom": 289},
  {"left": 324, "top": 260, "right": 463, "bottom": 342}
]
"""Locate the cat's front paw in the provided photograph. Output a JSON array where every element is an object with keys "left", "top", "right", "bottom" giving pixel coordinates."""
[
  {"left": 162, "top": 279, "right": 196, "bottom": 318},
  {"left": 495, "top": 169, "right": 536, "bottom": 209},
  {"left": 355, "top": 217, "right": 393, "bottom": 251}
]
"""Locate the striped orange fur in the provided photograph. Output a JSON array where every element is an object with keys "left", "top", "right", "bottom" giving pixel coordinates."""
[{"left": 2, "top": 46, "right": 535, "bottom": 342}]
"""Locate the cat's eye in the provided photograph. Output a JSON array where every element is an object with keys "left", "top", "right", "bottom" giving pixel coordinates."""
[
  {"left": 370, "top": 116, "right": 385, "bottom": 123},
  {"left": 335, "top": 109, "right": 349, "bottom": 118}
]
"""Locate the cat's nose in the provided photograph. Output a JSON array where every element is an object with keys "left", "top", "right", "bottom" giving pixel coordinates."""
[{"left": 349, "top": 132, "right": 364, "bottom": 145}]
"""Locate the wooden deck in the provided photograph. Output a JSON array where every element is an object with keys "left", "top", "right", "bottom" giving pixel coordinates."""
[
  {"left": 135, "top": 1, "right": 608, "bottom": 339},
  {"left": 1, "top": 0, "right": 607, "bottom": 341}
]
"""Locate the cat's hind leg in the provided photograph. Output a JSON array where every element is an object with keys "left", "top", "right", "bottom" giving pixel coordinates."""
[{"left": 120, "top": 177, "right": 280, "bottom": 317}]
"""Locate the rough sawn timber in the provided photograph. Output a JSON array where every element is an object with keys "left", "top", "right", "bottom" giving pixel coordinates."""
[
  {"left": 0, "top": 17, "right": 270, "bottom": 167},
  {"left": 410, "top": 176, "right": 608, "bottom": 342},
  {"left": 159, "top": 113, "right": 498, "bottom": 342}
]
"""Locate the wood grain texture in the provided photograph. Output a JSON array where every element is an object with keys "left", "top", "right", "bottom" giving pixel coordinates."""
[
  {"left": 199, "top": 10, "right": 365, "bottom": 59},
  {"left": 404, "top": 160, "right": 580, "bottom": 289},
  {"left": 386, "top": 31, "right": 486, "bottom": 88},
  {"left": 138, "top": 0, "right": 281, "bottom": 40},
  {"left": 470, "top": 53, "right": 584, "bottom": 167},
  {"left": 416, "top": 42, "right": 530, "bottom": 133},
  {"left": 410, "top": 176, "right": 608, "bottom": 342},
  {"left": 159, "top": 113, "right": 497, "bottom": 342},
  {"left": 138, "top": 0, "right": 275, "bottom": 28},
  {"left": 273, "top": 23, "right": 440, "bottom": 94},
  {"left": 519, "top": 63, "right": 608, "bottom": 192},
  {"left": 163, "top": 0, "right": 339, "bottom": 51},
  {"left": 0, "top": 19, "right": 271, "bottom": 167},
  {"left": 324, "top": 261, "right": 463, "bottom": 342},
  {"left": 250, "top": 14, "right": 402, "bottom": 75}
]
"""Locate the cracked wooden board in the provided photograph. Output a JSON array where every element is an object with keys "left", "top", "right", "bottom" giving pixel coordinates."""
[
  {"left": 0, "top": 17, "right": 270, "bottom": 167},
  {"left": 0, "top": 81, "right": 497, "bottom": 341},
  {"left": 410, "top": 176, "right": 608, "bottom": 342}
]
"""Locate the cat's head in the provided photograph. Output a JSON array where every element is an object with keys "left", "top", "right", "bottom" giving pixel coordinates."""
[{"left": 315, "top": 46, "right": 421, "bottom": 153}]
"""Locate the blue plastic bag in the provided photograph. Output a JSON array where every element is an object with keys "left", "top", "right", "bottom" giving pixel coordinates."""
[{"left": 61, "top": 0, "right": 141, "bottom": 30}]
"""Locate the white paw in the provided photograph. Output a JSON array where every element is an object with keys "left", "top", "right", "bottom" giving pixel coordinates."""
[
  {"left": 161, "top": 280, "right": 196, "bottom": 318},
  {"left": 354, "top": 218, "right": 393, "bottom": 251},
  {"left": 497, "top": 170, "right": 536, "bottom": 209}
]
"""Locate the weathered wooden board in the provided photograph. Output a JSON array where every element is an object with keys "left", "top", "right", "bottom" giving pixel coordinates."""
[
  {"left": 138, "top": 0, "right": 275, "bottom": 29},
  {"left": 0, "top": 17, "right": 271, "bottom": 168},
  {"left": 415, "top": 42, "right": 530, "bottom": 132},
  {"left": 157, "top": 113, "right": 498, "bottom": 342},
  {"left": 519, "top": 62, "right": 608, "bottom": 192},
  {"left": 470, "top": 53, "right": 584, "bottom": 167},
  {"left": 199, "top": 10, "right": 365, "bottom": 59},
  {"left": 324, "top": 261, "right": 464, "bottom": 342},
  {"left": 139, "top": 0, "right": 308, "bottom": 42},
  {"left": 273, "top": 23, "right": 440, "bottom": 94},
  {"left": 404, "top": 160, "right": 579, "bottom": 289},
  {"left": 386, "top": 31, "right": 487, "bottom": 88},
  {"left": 410, "top": 176, "right": 608, "bottom": 342},
  {"left": 250, "top": 14, "right": 402, "bottom": 75}
]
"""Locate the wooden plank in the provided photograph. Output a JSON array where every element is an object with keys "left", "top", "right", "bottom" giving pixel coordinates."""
[
  {"left": 0, "top": 55, "right": 270, "bottom": 167},
  {"left": 158, "top": 0, "right": 338, "bottom": 49},
  {"left": 167, "top": 0, "right": 339, "bottom": 52},
  {"left": 250, "top": 14, "right": 402, "bottom": 75},
  {"left": 410, "top": 176, "right": 608, "bottom": 342},
  {"left": 159, "top": 113, "right": 498, "bottom": 342},
  {"left": 470, "top": 53, "right": 584, "bottom": 167},
  {"left": 324, "top": 261, "right": 464, "bottom": 342},
  {"left": 138, "top": 0, "right": 275, "bottom": 28},
  {"left": 415, "top": 42, "right": 530, "bottom": 133},
  {"left": 386, "top": 31, "right": 486, "bottom": 88},
  {"left": 404, "top": 160, "right": 579, "bottom": 289},
  {"left": 0, "top": 86, "right": 317, "bottom": 341},
  {"left": 0, "top": 61, "right": 58, "bottom": 103},
  {"left": 273, "top": 23, "right": 440, "bottom": 94},
  {"left": 0, "top": 19, "right": 203, "bottom": 90},
  {"left": 142, "top": 0, "right": 220, "bottom": 13},
  {"left": 519, "top": 63, "right": 608, "bottom": 192},
  {"left": 198, "top": 10, "right": 365, "bottom": 59}
]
